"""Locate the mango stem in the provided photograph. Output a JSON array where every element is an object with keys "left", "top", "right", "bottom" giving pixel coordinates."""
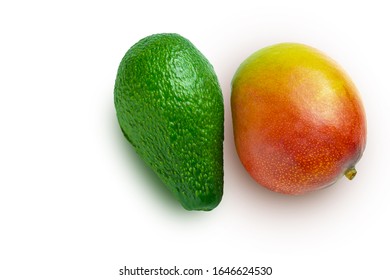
[{"left": 344, "top": 167, "right": 357, "bottom": 180}]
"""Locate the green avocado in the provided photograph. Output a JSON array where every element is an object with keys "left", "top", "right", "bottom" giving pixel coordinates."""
[{"left": 114, "top": 33, "right": 224, "bottom": 211}]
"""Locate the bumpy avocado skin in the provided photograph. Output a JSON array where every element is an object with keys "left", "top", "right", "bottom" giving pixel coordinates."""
[{"left": 114, "top": 33, "right": 224, "bottom": 211}]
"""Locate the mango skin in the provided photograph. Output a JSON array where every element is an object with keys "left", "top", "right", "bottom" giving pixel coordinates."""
[{"left": 231, "top": 43, "right": 366, "bottom": 195}]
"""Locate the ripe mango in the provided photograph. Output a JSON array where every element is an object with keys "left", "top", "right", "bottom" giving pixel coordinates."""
[{"left": 231, "top": 43, "right": 366, "bottom": 195}]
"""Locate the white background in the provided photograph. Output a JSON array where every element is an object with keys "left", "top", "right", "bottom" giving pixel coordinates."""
[{"left": 1, "top": 0, "right": 389, "bottom": 279}]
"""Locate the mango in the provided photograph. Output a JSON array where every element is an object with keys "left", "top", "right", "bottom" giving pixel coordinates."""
[{"left": 231, "top": 43, "right": 366, "bottom": 195}]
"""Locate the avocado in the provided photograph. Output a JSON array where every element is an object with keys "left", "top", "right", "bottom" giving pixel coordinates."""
[{"left": 114, "top": 33, "right": 224, "bottom": 211}]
